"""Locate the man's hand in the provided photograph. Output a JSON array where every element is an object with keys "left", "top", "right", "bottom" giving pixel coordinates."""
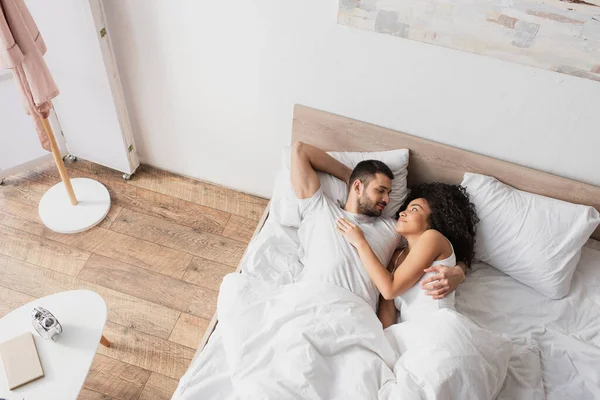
[{"left": 420, "top": 265, "right": 466, "bottom": 300}]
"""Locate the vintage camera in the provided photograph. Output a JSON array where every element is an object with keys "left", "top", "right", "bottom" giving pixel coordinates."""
[{"left": 31, "top": 307, "right": 62, "bottom": 341}]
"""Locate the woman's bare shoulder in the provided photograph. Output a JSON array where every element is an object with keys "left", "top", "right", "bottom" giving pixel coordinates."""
[{"left": 420, "top": 229, "right": 452, "bottom": 259}]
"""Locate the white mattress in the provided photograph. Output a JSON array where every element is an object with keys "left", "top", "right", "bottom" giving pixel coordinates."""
[{"left": 174, "top": 214, "right": 600, "bottom": 399}]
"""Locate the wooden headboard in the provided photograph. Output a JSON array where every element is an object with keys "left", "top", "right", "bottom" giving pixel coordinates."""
[{"left": 292, "top": 105, "right": 600, "bottom": 241}]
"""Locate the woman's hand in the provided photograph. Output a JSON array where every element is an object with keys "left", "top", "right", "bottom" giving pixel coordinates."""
[{"left": 336, "top": 217, "right": 367, "bottom": 248}]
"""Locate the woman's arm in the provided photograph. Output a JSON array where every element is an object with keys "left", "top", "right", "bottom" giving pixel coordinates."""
[
  {"left": 337, "top": 218, "right": 447, "bottom": 300},
  {"left": 356, "top": 231, "right": 444, "bottom": 300}
]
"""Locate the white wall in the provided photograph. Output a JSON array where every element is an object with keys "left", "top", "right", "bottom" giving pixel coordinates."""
[
  {"left": 0, "top": 73, "right": 48, "bottom": 171},
  {"left": 103, "top": 0, "right": 600, "bottom": 198}
]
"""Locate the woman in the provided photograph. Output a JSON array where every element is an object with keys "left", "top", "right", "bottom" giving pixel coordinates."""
[{"left": 336, "top": 183, "right": 478, "bottom": 328}]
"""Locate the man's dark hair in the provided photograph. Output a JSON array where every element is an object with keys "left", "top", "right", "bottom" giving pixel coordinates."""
[{"left": 348, "top": 160, "right": 394, "bottom": 191}]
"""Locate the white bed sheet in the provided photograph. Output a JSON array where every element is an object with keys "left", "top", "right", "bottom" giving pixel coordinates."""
[
  {"left": 456, "top": 241, "right": 600, "bottom": 400},
  {"left": 173, "top": 212, "right": 600, "bottom": 400}
]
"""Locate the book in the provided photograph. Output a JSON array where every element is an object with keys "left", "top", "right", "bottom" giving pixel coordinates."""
[{"left": 0, "top": 332, "right": 45, "bottom": 390}]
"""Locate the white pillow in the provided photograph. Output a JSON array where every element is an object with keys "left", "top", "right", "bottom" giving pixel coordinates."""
[
  {"left": 271, "top": 147, "right": 409, "bottom": 226},
  {"left": 462, "top": 172, "right": 600, "bottom": 299},
  {"left": 269, "top": 168, "right": 303, "bottom": 227}
]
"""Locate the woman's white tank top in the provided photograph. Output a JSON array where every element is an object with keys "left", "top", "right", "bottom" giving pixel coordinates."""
[{"left": 393, "top": 241, "right": 457, "bottom": 323}]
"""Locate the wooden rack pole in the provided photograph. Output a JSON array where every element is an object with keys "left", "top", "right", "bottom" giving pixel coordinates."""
[{"left": 41, "top": 118, "right": 78, "bottom": 205}]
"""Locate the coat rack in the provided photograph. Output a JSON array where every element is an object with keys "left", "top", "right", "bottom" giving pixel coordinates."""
[
  {"left": 42, "top": 118, "right": 78, "bottom": 205},
  {"left": 1, "top": 0, "right": 112, "bottom": 234},
  {"left": 37, "top": 117, "right": 111, "bottom": 234}
]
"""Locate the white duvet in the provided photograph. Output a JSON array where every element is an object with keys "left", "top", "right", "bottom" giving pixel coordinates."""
[
  {"left": 176, "top": 270, "right": 513, "bottom": 400},
  {"left": 174, "top": 213, "right": 600, "bottom": 399}
]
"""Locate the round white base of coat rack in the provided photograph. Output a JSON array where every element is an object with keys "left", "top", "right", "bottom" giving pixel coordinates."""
[{"left": 39, "top": 178, "right": 111, "bottom": 234}]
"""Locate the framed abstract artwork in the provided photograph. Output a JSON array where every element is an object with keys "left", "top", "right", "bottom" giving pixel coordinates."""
[{"left": 339, "top": 0, "right": 600, "bottom": 82}]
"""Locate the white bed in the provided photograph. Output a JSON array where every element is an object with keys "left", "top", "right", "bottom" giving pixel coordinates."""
[
  {"left": 174, "top": 206, "right": 600, "bottom": 399},
  {"left": 459, "top": 239, "right": 600, "bottom": 400},
  {"left": 173, "top": 105, "right": 600, "bottom": 399}
]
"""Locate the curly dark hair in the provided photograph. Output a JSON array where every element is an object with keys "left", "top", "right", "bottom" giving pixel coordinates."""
[{"left": 396, "top": 183, "right": 479, "bottom": 267}]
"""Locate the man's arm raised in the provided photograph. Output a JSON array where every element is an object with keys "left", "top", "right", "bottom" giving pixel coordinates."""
[{"left": 291, "top": 141, "right": 352, "bottom": 199}]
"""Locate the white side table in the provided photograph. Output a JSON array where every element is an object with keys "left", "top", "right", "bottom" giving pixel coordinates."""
[{"left": 0, "top": 290, "right": 109, "bottom": 399}]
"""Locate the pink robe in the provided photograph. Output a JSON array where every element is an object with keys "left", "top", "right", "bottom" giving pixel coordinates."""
[{"left": 0, "top": 0, "right": 59, "bottom": 151}]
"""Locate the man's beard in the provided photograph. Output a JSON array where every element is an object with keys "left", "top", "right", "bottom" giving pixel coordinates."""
[{"left": 357, "top": 193, "right": 383, "bottom": 217}]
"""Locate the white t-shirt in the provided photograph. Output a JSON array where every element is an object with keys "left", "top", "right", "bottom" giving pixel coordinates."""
[{"left": 296, "top": 188, "right": 402, "bottom": 311}]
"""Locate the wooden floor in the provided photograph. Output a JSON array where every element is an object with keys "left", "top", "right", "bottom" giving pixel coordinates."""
[{"left": 0, "top": 160, "right": 269, "bottom": 400}]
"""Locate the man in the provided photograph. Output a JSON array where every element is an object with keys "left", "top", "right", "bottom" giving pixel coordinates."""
[{"left": 291, "top": 141, "right": 465, "bottom": 312}]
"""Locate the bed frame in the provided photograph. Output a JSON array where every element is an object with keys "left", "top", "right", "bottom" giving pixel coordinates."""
[{"left": 193, "top": 104, "right": 600, "bottom": 361}]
